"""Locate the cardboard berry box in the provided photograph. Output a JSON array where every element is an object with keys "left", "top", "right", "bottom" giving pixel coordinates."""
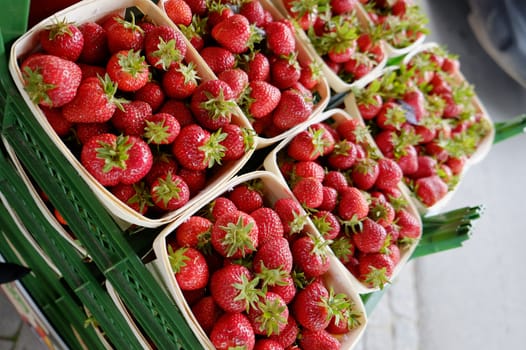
[
  {"left": 151, "top": 170, "right": 368, "bottom": 349},
  {"left": 344, "top": 44, "right": 494, "bottom": 215},
  {"left": 263, "top": 108, "right": 423, "bottom": 294},
  {"left": 157, "top": 0, "right": 331, "bottom": 148},
  {"left": 8, "top": 0, "right": 256, "bottom": 228}
]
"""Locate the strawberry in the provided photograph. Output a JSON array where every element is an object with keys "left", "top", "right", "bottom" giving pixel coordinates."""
[
  {"left": 357, "top": 93, "right": 383, "bottom": 120},
  {"left": 75, "top": 122, "right": 111, "bottom": 144},
  {"left": 219, "top": 123, "right": 254, "bottom": 161},
  {"left": 178, "top": 168, "right": 207, "bottom": 196},
  {"left": 247, "top": 292, "right": 289, "bottom": 336},
  {"left": 175, "top": 215, "right": 212, "bottom": 250},
  {"left": 243, "top": 51, "right": 270, "bottom": 82},
  {"left": 134, "top": 81, "right": 165, "bottom": 111},
  {"left": 446, "top": 155, "right": 467, "bottom": 175},
  {"left": 185, "top": 0, "right": 207, "bottom": 16},
  {"left": 254, "top": 339, "right": 284, "bottom": 350},
  {"left": 206, "top": 1, "right": 235, "bottom": 28},
  {"left": 299, "top": 60, "right": 322, "bottom": 90},
  {"left": 240, "top": 0, "right": 266, "bottom": 26},
  {"left": 274, "top": 198, "right": 307, "bottom": 237},
  {"left": 159, "top": 99, "right": 195, "bottom": 127},
  {"left": 144, "top": 25, "right": 187, "bottom": 70},
  {"left": 292, "top": 280, "right": 330, "bottom": 330},
  {"left": 78, "top": 22, "right": 109, "bottom": 65},
  {"left": 396, "top": 208, "right": 420, "bottom": 240},
  {"left": 351, "top": 158, "right": 380, "bottom": 190},
  {"left": 292, "top": 177, "right": 324, "bottom": 209},
  {"left": 200, "top": 46, "right": 236, "bottom": 74},
  {"left": 21, "top": 53, "right": 82, "bottom": 108},
  {"left": 150, "top": 171, "right": 190, "bottom": 210},
  {"left": 337, "top": 187, "right": 369, "bottom": 221},
  {"left": 250, "top": 207, "right": 285, "bottom": 245},
  {"left": 104, "top": 15, "right": 144, "bottom": 54},
  {"left": 163, "top": 0, "right": 192, "bottom": 26},
  {"left": 190, "top": 79, "right": 238, "bottom": 130},
  {"left": 191, "top": 296, "right": 222, "bottom": 334},
  {"left": 292, "top": 234, "right": 331, "bottom": 278},
  {"left": 208, "top": 196, "right": 238, "bottom": 221},
  {"left": 368, "top": 197, "right": 395, "bottom": 227},
  {"left": 376, "top": 101, "right": 406, "bottom": 131},
  {"left": 167, "top": 244, "right": 209, "bottom": 290},
  {"left": 353, "top": 217, "right": 388, "bottom": 253},
  {"left": 268, "top": 275, "right": 296, "bottom": 305},
  {"left": 143, "top": 112, "right": 180, "bottom": 145},
  {"left": 414, "top": 175, "right": 448, "bottom": 206},
  {"left": 323, "top": 171, "right": 349, "bottom": 192},
  {"left": 145, "top": 153, "right": 178, "bottom": 185},
  {"left": 293, "top": 161, "right": 325, "bottom": 182},
  {"left": 172, "top": 124, "right": 226, "bottom": 171},
  {"left": 375, "top": 157, "right": 403, "bottom": 190},
  {"left": 39, "top": 19, "right": 84, "bottom": 61},
  {"left": 396, "top": 144, "right": 419, "bottom": 175},
  {"left": 106, "top": 49, "right": 149, "bottom": 92},
  {"left": 253, "top": 237, "right": 293, "bottom": 276},
  {"left": 358, "top": 252, "right": 394, "bottom": 289},
  {"left": 270, "top": 55, "right": 301, "bottom": 90},
  {"left": 327, "top": 140, "right": 358, "bottom": 170},
  {"left": 210, "top": 264, "right": 260, "bottom": 313},
  {"left": 78, "top": 63, "right": 106, "bottom": 80},
  {"left": 218, "top": 68, "right": 249, "bottom": 100},
  {"left": 319, "top": 186, "right": 339, "bottom": 212},
  {"left": 229, "top": 182, "right": 263, "bottom": 214},
  {"left": 410, "top": 155, "right": 437, "bottom": 179},
  {"left": 162, "top": 62, "right": 200, "bottom": 99},
  {"left": 41, "top": 106, "right": 72, "bottom": 137},
  {"left": 402, "top": 89, "right": 426, "bottom": 123},
  {"left": 298, "top": 329, "right": 341, "bottom": 350},
  {"left": 80, "top": 133, "right": 153, "bottom": 186},
  {"left": 272, "top": 89, "right": 313, "bottom": 130},
  {"left": 210, "top": 313, "right": 255, "bottom": 350},
  {"left": 330, "top": 235, "right": 355, "bottom": 265},
  {"left": 311, "top": 211, "right": 341, "bottom": 240},
  {"left": 62, "top": 74, "right": 126, "bottom": 123},
  {"left": 265, "top": 21, "right": 296, "bottom": 56},
  {"left": 268, "top": 315, "right": 299, "bottom": 348},
  {"left": 111, "top": 182, "right": 153, "bottom": 215},
  {"left": 244, "top": 80, "right": 281, "bottom": 119},
  {"left": 287, "top": 125, "right": 334, "bottom": 162},
  {"left": 211, "top": 210, "right": 259, "bottom": 259},
  {"left": 212, "top": 14, "right": 253, "bottom": 54},
  {"left": 112, "top": 100, "right": 152, "bottom": 136}
]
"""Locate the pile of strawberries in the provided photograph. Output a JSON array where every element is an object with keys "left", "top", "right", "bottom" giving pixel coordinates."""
[
  {"left": 275, "top": 112, "right": 421, "bottom": 289},
  {"left": 359, "top": 0, "right": 428, "bottom": 51},
  {"left": 351, "top": 45, "right": 492, "bottom": 208},
  {"left": 166, "top": 177, "right": 363, "bottom": 349},
  {"left": 162, "top": 0, "right": 325, "bottom": 140},
  {"left": 19, "top": 12, "right": 257, "bottom": 218},
  {"left": 280, "top": 0, "right": 386, "bottom": 85}
]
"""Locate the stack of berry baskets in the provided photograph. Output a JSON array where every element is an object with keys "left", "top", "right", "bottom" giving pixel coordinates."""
[
  {"left": 8, "top": 0, "right": 256, "bottom": 229},
  {"left": 2, "top": 137, "right": 89, "bottom": 257},
  {"left": 263, "top": 108, "right": 423, "bottom": 294},
  {"left": 151, "top": 170, "right": 368, "bottom": 349},
  {"left": 356, "top": 0, "right": 428, "bottom": 58},
  {"left": 157, "top": 0, "right": 331, "bottom": 148},
  {"left": 343, "top": 43, "right": 494, "bottom": 215},
  {"left": 271, "top": 0, "right": 388, "bottom": 93}
]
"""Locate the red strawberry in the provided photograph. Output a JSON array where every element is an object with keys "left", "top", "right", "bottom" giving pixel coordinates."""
[
  {"left": 191, "top": 296, "right": 222, "bottom": 334},
  {"left": 210, "top": 313, "right": 255, "bottom": 350},
  {"left": 330, "top": 235, "right": 355, "bottom": 265},
  {"left": 41, "top": 106, "right": 72, "bottom": 137},
  {"left": 415, "top": 175, "right": 448, "bottom": 206},
  {"left": 298, "top": 329, "right": 341, "bottom": 350},
  {"left": 353, "top": 218, "right": 388, "bottom": 253},
  {"left": 396, "top": 144, "right": 419, "bottom": 175},
  {"left": 21, "top": 53, "right": 82, "bottom": 108},
  {"left": 218, "top": 68, "right": 249, "bottom": 100},
  {"left": 104, "top": 15, "right": 144, "bottom": 54},
  {"left": 229, "top": 183, "right": 264, "bottom": 214},
  {"left": 272, "top": 89, "right": 313, "bottom": 130},
  {"left": 134, "top": 81, "right": 165, "bottom": 112},
  {"left": 446, "top": 155, "right": 467, "bottom": 175},
  {"left": 78, "top": 63, "right": 106, "bottom": 80},
  {"left": 75, "top": 122, "right": 111, "bottom": 144},
  {"left": 167, "top": 244, "right": 209, "bottom": 290},
  {"left": 268, "top": 275, "right": 296, "bottom": 305},
  {"left": 293, "top": 161, "right": 325, "bottom": 182},
  {"left": 40, "top": 19, "right": 84, "bottom": 61},
  {"left": 177, "top": 168, "right": 207, "bottom": 196},
  {"left": 207, "top": 2, "right": 235, "bottom": 28},
  {"left": 292, "top": 234, "right": 331, "bottom": 278},
  {"left": 287, "top": 125, "right": 334, "bottom": 161},
  {"left": 244, "top": 52, "right": 270, "bottom": 81},
  {"left": 150, "top": 172, "right": 190, "bottom": 210},
  {"left": 112, "top": 100, "right": 152, "bottom": 136},
  {"left": 351, "top": 158, "right": 380, "bottom": 190},
  {"left": 163, "top": 0, "right": 192, "bottom": 26},
  {"left": 172, "top": 124, "right": 226, "bottom": 171},
  {"left": 358, "top": 252, "right": 394, "bottom": 289},
  {"left": 327, "top": 139, "right": 358, "bottom": 170},
  {"left": 312, "top": 210, "right": 341, "bottom": 240},
  {"left": 162, "top": 62, "right": 200, "bottom": 99},
  {"left": 318, "top": 186, "right": 339, "bottom": 212},
  {"left": 245, "top": 80, "right": 281, "bottom": 119},
  {"left": 208, "top": 196, "right": 238, "bottom": 221},
  {"left": 144, "top": 25, "right": 187, "bottom": 70},
  {"left": 211, "top": 210, "right": 259, "bottom": 258},
  {"left": 200, "top": 46, "right": 236, "bottom": 74},
  {"left": 265, "top": 21, "right": 296, "bottom": 56},
  {"left": 111, "top": 182, "right": 153, "bottom": 215},
  {"left": 212, "top": 14, "right": 252, "bottom": 54},
  {"left": 396, "top": 209, "right": 421, "bottom": 240},
  {"left": 210, "top": 264, "right": 259, "bottom": 313},
  {"left": 253, "top": 237, "right": 293, "bottom": 276},
  {"left": 159, "top": 99, "right": 195, "bottom": 127},
  {"left": 250, "top": 207, "right": 285, "bottom": 245},
  {"left": 368, "top": 197, "right": 395, "bottom": 227},
  {"left": 376, "top": 101, "right": 406, "bottom": 131},
  {"left": 338, "top": 187, "right": 369, "bottom": 221},
  {"left": 268, "top": 315, "right": 299, "bottom": 348},
  {"left": 184, "top": 0, "right": 207, "bottom": 16},
  {"left": 190, "top": 79, "right": 237, "bottom": 130},
  {"left": 402, "top": 89, "right": 426, "bottom": 123},
  {"left": 410, "top": 155, "right": 437, "bottom": 179},
  {"left": 143, "top": 112, "right": 180, "bottom": 145},
  {"left": 78, "top": 22, "right": 109, "bottom": 65},
  {"left": 274, "top": 198, "right": 307, "bottom": 237},
  {"left": 247, "top": 292, "right": 289, "bottom": 336},
  {"left": 240, "top": 0, "right": 266, "bottom": 25},
  {"left": 63, "top": 75, "right": 126, "bottom": 123},
  {"left": 270, "top": 55, "right": 301, "bottom": 89},
  {"left": 219, "top": 123, "right": 254, "bottom": 161},
  {"left": 292, "top": 177, "right": 324, "bottom": 209},
  {"left": 323, "top": 170, "right": 349, "bottom": 192},
  {"left": 145, "top": 153, "right": 178, "bottom": 185},
  {"left": 80, "top": 133, "right": 153, "bottom": 186},
  {"left": 299, "top": 60, "right": 321, "bottom": 90},
  {"left": 175, "top": 215, "right": 212, "bottom": 250},
  {"left": 292, "top": 280, "right": 330, "bottom": 330},
  {"left": 254, "top": 339, "right": 284, "bottom": 350},
  {"left": 106, "top": 49, "right": 149, "bottom": 92},
  {"left": 375, "top": 157, "right": 403, "bottom": 190}
]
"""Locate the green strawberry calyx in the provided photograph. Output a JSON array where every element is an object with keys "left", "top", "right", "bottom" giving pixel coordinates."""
[
  {"left": 219, "top": 215, "right": 256, "bottom": 258},
  {"left": 96, "top": 134, "right": 132, "bottom": 173},
  {"left": 98, "top": 74, "right": 129, "bottom": 111},
  {"left": 232, "top": 272, "right": 264, "bottom": 312},
  {"left": 364, "top": 265, "right": 391, "bottom": 290},
  {"left": 144, "top": 118, "right": 172, "bottom": 144},
  {"left": 152, "top": 172, "right": 185, "bottom": 207},
  {"left": 151, "top": 37, "right": 184, "bottom": 71},
  {"left": 325, "top": 287, "right": 362, "bottom": 330},
  {"left": 23, "top": 66, "right": 56, "bottom": 106},
  {"left": 127, "top": 182, "right": 154, "bottom": 214},
  {"left": 330, "top": 236, "right": 355, "bottom": 264},
  {"left": 200, "top": 87, "right": 238, "bottom": 121},
  {"left": 167, "top": 245, "right": 190, "bottom": 273},
  {"left": 255, "top": 264, "right": 289, "bottom": 291},
  {"left": 253, "top": 296, "right": 288, "bottom": 337},
  {"left": 117, "top": 50, "right": 148, "bottom": 77},
  {"left": 45, "top": 17, "right": 75, "bottom": 40},
  {"left": 199, "top": 129, "right": 227, "bottom": 168}
]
